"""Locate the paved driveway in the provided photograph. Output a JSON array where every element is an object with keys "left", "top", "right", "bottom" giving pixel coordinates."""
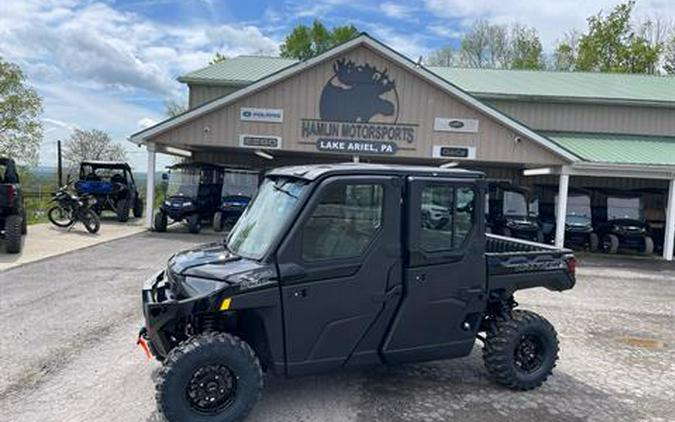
[{"left": 0, "top": 233, "right": 673, "bottom": 422}]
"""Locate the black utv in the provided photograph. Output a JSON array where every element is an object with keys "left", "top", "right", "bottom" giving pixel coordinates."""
[
  {"left": 595, "top": 193, "right": 654, "bottom": 255},
  {"left": 213, "top": 169, "right": 259, "bottom": 232},
  {"left": 0, "top": 158, "right": 26, "bottom": 253},
  {"left": 154, "top": 162, "right": 224, "bottom": 234},
  {"left": 538, "top": 188, "right": 599, "bottom": 251},
  {"left": 486, "top": 181, "right": 543, "bottom": 242},
  {"left": 76, "top": 161, "right": 142, "bottom": 222},
  {"left": 138, "top": 163, "right": 576, "bottom": 422}
]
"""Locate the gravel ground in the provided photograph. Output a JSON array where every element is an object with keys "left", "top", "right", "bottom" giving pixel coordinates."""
[{"left": 0, "top": 233, "right": 673, "bottom": 422}]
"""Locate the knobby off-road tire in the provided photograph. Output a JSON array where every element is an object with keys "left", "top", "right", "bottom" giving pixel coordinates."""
[
  {"left": 133, "top": 197, "right": 143, "bottom": 218},
  {"left": 5, "top": 215, "right": 23, "bottom": 254},
  {"left": 48, "top": 206, "right": 73, "bottom": 228},
  {"left": 21, "top": 209, "right": 28, "bottom": 235},
  {"left": 116, "top": 199, "right": 130, "bottom": 222},
  {"left": 642, "top": 236, "right": 654, "bottom": 255},
  {"left": 156, "top": 333, "right": 263, "bottom": 422},
  {"left": 483, "top": 310, "right": 559, "bottom": 391},
  {"left": 589, "top": 233, "right": 600, "bottom": 252},
  {"left": 81, "top": 209, "right": 100, "bottom": 234},
  {"left": 154, "top": 212, "right": 167, "bottom": 232},
  {"left": 213, "top": 211, "right": 224, "bottom": 232},
  {"left": 603, "top": 234, "right": 620, "bottom": 254},
  {"left": 188, "top": 214, "right": 201, "bottom": 234}
]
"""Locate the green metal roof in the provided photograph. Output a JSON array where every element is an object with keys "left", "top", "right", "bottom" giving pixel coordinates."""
[
  {"left": 178, "top": 56, "right": 297, "bottom": 85},
  {"left": 176, "top": 55, "right": 675, "bottom": 106},
  {"left": 429, "top": 67, "right": 675, "bottom": 106},
  {"left": 545, "top": 132, "right": 675, "bottom": 166}
]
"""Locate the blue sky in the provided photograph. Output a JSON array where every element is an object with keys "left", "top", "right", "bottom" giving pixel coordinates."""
[{"left": 2, "top": 0, "right": 673, "bottom": 169}]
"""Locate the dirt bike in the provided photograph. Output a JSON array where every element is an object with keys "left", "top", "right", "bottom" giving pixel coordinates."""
[{"left": 48, "top": 179, "right": 100, "bottom": 234}]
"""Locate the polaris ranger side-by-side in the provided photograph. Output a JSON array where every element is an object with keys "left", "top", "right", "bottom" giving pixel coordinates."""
[
  {"left": 212, "top": 169, "right": 259, "bottom": 232},
  {"left": 486, "top": 181, "right": 544, "bottom": 242},
  {"left": 138, "top": 164, "right": 576, "bottom": 422},
  {"left": 76, "top": 161, "right": 142, "bottom": 222}
]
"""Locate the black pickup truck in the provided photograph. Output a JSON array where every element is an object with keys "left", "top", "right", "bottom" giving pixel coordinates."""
[
  {"left": 0, "top": 157, "right": 26, "bottom": 253},
  {"left": 138, "top": 163, "right": 576, "bottom": 422}
]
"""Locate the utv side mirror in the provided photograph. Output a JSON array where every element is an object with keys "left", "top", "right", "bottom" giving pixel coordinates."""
[{"left": 161, "top": 173, "right": 169, "bottom": 181}]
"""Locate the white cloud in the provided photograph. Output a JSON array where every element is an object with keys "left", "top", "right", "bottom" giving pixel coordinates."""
[
  {"left": 138, "top": 117, "right": 159, "bottom": 129},
  {"left": 423, "top": 0, "right": 675, "bottom": 49},
  {"left": 380, "top": 2, "right": 416, "bottom": 19}
]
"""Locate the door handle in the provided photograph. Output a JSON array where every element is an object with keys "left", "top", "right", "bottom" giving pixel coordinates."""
[{"left": 372, "top": 285, "right": 402, "bottom": 303}]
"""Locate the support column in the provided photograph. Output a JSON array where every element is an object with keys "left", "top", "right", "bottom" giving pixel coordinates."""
[
  {"left": 664, "top": 178, "right": 675, "bottom": 261},
  {"left": 555, "top": 173, "right": 570, "bottom": 249},
  {"left": 145, "top": 142, "right": 156, "bottom": 230}
]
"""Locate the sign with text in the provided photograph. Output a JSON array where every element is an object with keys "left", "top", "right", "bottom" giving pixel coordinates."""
[
  {"left": 240, "top": 107, "right": 283, "bottom": 123},
  {"left": 239, "top": 134, "right": 282, "bottom": 149},
  {"left": 316, "top": 139, "right": 398, "bottom": 155},
  {"left": 434, "top": 118, "right": 479, "bottom": 133},
  {"left": 432, "top": 145, "right": 476, "bottom": 159}
]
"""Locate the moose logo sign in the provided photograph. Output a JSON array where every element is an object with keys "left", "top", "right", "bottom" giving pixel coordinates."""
[{"left": 300, "top": 58, "right": 416, "bottom": 156}]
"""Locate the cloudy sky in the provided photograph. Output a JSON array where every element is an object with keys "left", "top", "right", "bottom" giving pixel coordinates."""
[{"left": 1, "top": 0, "right": 673, "bottom": 169}]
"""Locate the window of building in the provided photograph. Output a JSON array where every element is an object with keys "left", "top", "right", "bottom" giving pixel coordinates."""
[
  {"left": 420, "top": 185, "right": 475, "bottom": 252},
  {"left": 302, "top": 183, "right": 384, "bottom": 260}
]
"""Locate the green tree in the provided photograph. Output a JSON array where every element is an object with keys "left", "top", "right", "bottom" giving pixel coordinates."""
[
  {"left": 0, "top": 58, "right": 42, "bottom": 166},
  {"left": 62, "top": 128, "right": 127, "bottom": 170},
  {"left": 460, "top": 20, "right": 509, "bottom": 68},
  {"left": 509, "top": 25, "right": 545, "bottom": 69},
  {"left": 209, "top": 52, "right": 227, "bottom": 65},
  {"left": 280, "top": 20, "right": 359, "bottom": 60},
  {"left": 575, "top": 1, "right": 662, "bottom": 73},
  {"left": 664, "top": 34, "right": 675, "bottom": 74},
  {"left": 553, "top": 31, "right": 580, "bottom": 71}
]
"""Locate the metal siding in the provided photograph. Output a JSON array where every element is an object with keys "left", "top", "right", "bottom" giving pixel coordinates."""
[
  {"left": 152, "top": 46, "right": 566, "bottom": 166},
  {"left": 189, "top": 85, "right": 240, "bottom": 109},
  {"left": 488, "top": 100, "right": 675, "bottom": 137}
]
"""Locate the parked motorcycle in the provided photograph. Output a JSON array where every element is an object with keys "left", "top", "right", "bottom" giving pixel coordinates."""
[{"left": 48, "top": 179, "right": 100, "bottom": 234}]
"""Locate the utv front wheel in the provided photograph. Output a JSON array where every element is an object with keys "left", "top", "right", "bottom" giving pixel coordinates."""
[
  {"left": 156, "top": 333, "right": 263, "bottom": 422},
  {"left": 154, "top": 212, "right": 167, "bottom": 232},
  {"left": 133, "top": 197, "right": 143, "bottom": 218},
  {"left": 187, "top": 214, "right": 201, "bottom": 234},
  {"left": 602, "top": 234, "right": 619, "bottom": 254},
  {"left": 116, "top": 199, "right": 130, "bottom": 222},
  {"left": 213, "top": 211, "right": 224, "bottom": 232},
  {"left": 642, "top": 236, "right": 654, "bottom": 255},
  {"left": 483, "top": 310, "right": 559, "bottom": 390}
]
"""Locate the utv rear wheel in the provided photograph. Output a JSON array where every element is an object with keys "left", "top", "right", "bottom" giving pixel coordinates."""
[
  {"left": 156, "top": 333, "right": 263, "bottom": 422},
  {"left": 133, "top": 197, "right": 143, "bottom": 218},
  {"left": 589, "top": 233, "right": 599, "bottom": 252},
  {"left": 213, "top": 211, "right": 223, "bottom": 232},
  {"left": 154, "top": 212, "right": 167, "bottom": 232},
  {"left": 483, "top": 310, "right": 559, "bottom": 391},
  {"left": 5, "top": 215, "right": 23, "bottom": 254},
  {"left": 116, "top": 199, "right": 130, "bottom": 222},
  {"left": 21, "top": 209, "right": 28, "bottom": 235},
  {"left": 188, "top": 214, "right": 201, "bottom": 234},
  {"left": 642, "top": 236, "right": 654, "bottom": 255},
  {"left": 602, "top": 234, "right": 619, "bottom": 254}
]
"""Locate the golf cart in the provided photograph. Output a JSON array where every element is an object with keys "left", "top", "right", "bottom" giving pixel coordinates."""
[
  {"left": 486, "top": 181, "right": 543, "bottom": 242},
  {"left": 594, "top": 192, "right": 654, "bottom": 255},
  {"left": 138, "top": 163, "right": 577, "bottom": 422},
  {"left": 0, "top": 158, "right": 26, "bottom": 253},
  {"left": 76, "top": 161, "right": 142, "bottom": 222},
  {"left": 213, "top": 169, "right": 259, "bottom": 232},
  {"left": 154, "top": 162, "right": 224, "bottom": 234}
]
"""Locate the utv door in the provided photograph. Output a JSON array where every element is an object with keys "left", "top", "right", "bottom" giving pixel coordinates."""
[
  {"left": 382, "top": 177, "right": 487, "bottom": 363},
  {"left": 277, "top": 176, "right": 403, "bottom": 376}
]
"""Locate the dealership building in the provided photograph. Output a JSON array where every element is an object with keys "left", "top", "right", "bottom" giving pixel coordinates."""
[{"left": 129, "top": 34, "right": 675, "bottom": 260}]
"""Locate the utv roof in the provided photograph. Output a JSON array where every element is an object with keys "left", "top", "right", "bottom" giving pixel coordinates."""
[
  {"left": 267, "top": 163, "right": 484, "bottom": 181},
  {"left": 80, "top": 160, "right": 131, "bottom": 169},
  {"left": 0, "top": 157, "right": 16, "bottom": 166}
]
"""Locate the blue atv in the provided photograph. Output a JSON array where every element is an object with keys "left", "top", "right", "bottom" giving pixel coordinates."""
[
  {"left": 76, "top": 161, "right": 142, "bottom": 222},
  {"left": 212, "top": 169, "right": 259, "bottom": 232}
]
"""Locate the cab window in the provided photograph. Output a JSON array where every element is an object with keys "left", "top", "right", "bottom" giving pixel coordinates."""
[
  {"left": 302, "top": 183, "right": 383, "bottom": 261},
  {"left": 420, "top": 185, "right": 475, "bottom": 252}
]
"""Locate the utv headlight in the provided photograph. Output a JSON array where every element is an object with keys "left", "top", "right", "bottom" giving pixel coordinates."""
[
  {"left": 164, "top": 200, "right": 171, "bottom": 206},
  {"left": 182, "top": 201, "right": 193, "bottom": 207},
  {"left": 182, "top": 276, "right": 225, "bottom": 297}
]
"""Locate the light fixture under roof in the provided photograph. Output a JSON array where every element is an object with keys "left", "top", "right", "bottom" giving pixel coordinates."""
[{"left": 254, "top": 150, "right": 274, "bottom": 160}]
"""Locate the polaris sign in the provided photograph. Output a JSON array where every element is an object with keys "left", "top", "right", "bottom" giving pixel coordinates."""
[
  {"left": 434, "top": 118, "right": 479, "bottom": 133},
  {"left": 240, "top": 107, "right": 283, "bottom": 123}
]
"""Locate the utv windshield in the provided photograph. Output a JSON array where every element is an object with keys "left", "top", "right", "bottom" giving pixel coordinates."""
[
  {"left": 503, "top": 190, "right": 527, "bottom": 217},
  {"left": 607, "top": 196, "right": 643, "bottom": 220},
  {"left": 227, "top": 177, "right": 308, "bottom": 260},
  {"left": 166, "top": 168, "right": 200, "bottom": 198},
  {"left": 557, "top": 194, "right": 592, "bottom": 223},
  {"left": 222, "top": 171, "right": 258, "bottom": 198}
]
